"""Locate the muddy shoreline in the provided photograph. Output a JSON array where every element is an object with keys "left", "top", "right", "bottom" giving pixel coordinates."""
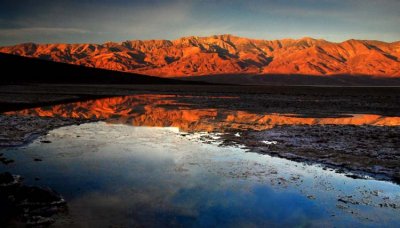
[
  {"left": 220, "top": 125, "right": 400, "bottom": 184},
  {"left": 0, "top": 115, "right": 94, "bottom": 149},
  {"left": 1, "top": 84, "right": 399, "bottom": 115}
]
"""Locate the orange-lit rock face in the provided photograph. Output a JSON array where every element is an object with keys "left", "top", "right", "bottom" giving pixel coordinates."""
[
  {"left": 6, "top": 95, "right": 400, "bottom": 132},
  {"left": 1, "top": 34, "right": 399, "bottom": 77}
]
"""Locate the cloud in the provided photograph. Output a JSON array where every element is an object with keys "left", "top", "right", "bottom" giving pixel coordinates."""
[
  {"left": 246, "top": 0, "right": 399, "bottom": 22},
  {"left": 0, "top": 0, "right": 196, "bottom": 44},
  {"left": 0, "top": 27, "right": 93, "bottom": 36},
  {"left": 0, "top": 0, "right": 399, "bottom": 44}
]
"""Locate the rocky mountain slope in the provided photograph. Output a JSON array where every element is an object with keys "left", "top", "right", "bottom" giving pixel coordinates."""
[{"left": 1, "top": 34, "right": 399, "bottom": 77}]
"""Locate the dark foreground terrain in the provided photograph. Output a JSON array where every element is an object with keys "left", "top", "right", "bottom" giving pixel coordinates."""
[{"left": 178, "top": 73, "right": 400, "bottom": 86}]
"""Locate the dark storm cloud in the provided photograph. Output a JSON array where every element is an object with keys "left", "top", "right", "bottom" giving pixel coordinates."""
[{"left": 0, "top": 0, "right": 399, "bottom": 45}]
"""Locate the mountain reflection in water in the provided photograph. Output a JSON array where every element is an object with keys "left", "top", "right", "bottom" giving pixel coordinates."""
[{"left": 6, "top": 94, "right": 400, "bottom": 132}]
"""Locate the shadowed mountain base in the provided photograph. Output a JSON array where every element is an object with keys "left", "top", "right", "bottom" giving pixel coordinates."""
[
  {"left": 178, "top": 74, "right": 400, "bottom": 86},
  {"left": 0, "top": 53, "right": 204, "bottom": 85}
]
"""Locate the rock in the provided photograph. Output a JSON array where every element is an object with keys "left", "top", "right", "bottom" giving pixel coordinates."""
[
  {"left": 26, "top": 216, "right": 55, "bottom": 226},
  {"left": 16, "top": 186, "right": 65, "bottom": 206},
  {"left": 307, "top": 195, "right": 316, "bottom": 200},
  {"left": 0, "top": 172, "right": 14, "bottom": 184},
  {"left": 338, "top": 196, "right": 360, "bottom": 205},
  {"left": 0, "top": 157, "right": 14, "bottom": 165},
  {"left": 0, "top": 172, "right": 66, "bottom": 226},
  {"left": 0, "top": 172, "right": 20, "bottom": 187}
]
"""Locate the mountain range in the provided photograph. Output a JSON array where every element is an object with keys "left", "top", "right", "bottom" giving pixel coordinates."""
[{"left": 1, "top": 34, "right": 399, "bottom": 77}]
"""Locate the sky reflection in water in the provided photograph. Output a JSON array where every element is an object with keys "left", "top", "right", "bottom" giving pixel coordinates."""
[{"left": 1, "top": 123, "right": 399, "bottom": 227}]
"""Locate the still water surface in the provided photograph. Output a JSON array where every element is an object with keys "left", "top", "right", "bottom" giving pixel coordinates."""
[
  {"left": 7, "top": 95, "right": 400, "bottom": 132},
  {"left": 1, "top": 122, "right": 399, "bottom": 227}
]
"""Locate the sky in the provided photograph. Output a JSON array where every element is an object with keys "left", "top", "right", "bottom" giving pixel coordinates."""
[{"left": 0, "top": 0, "right": 399, "bottom": 45}]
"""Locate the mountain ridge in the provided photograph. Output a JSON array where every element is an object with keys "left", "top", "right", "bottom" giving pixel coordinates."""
[{"left": 1, "top": 34, "right": 399, "bottom": 77}]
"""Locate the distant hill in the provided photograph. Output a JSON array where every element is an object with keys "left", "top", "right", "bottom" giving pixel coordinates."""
[
  {"left": 1, "top": 34, "right": 399, "bottom": 78},
  {"left": 0, "top": 53, "right": 197, "bottom": 85}
]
